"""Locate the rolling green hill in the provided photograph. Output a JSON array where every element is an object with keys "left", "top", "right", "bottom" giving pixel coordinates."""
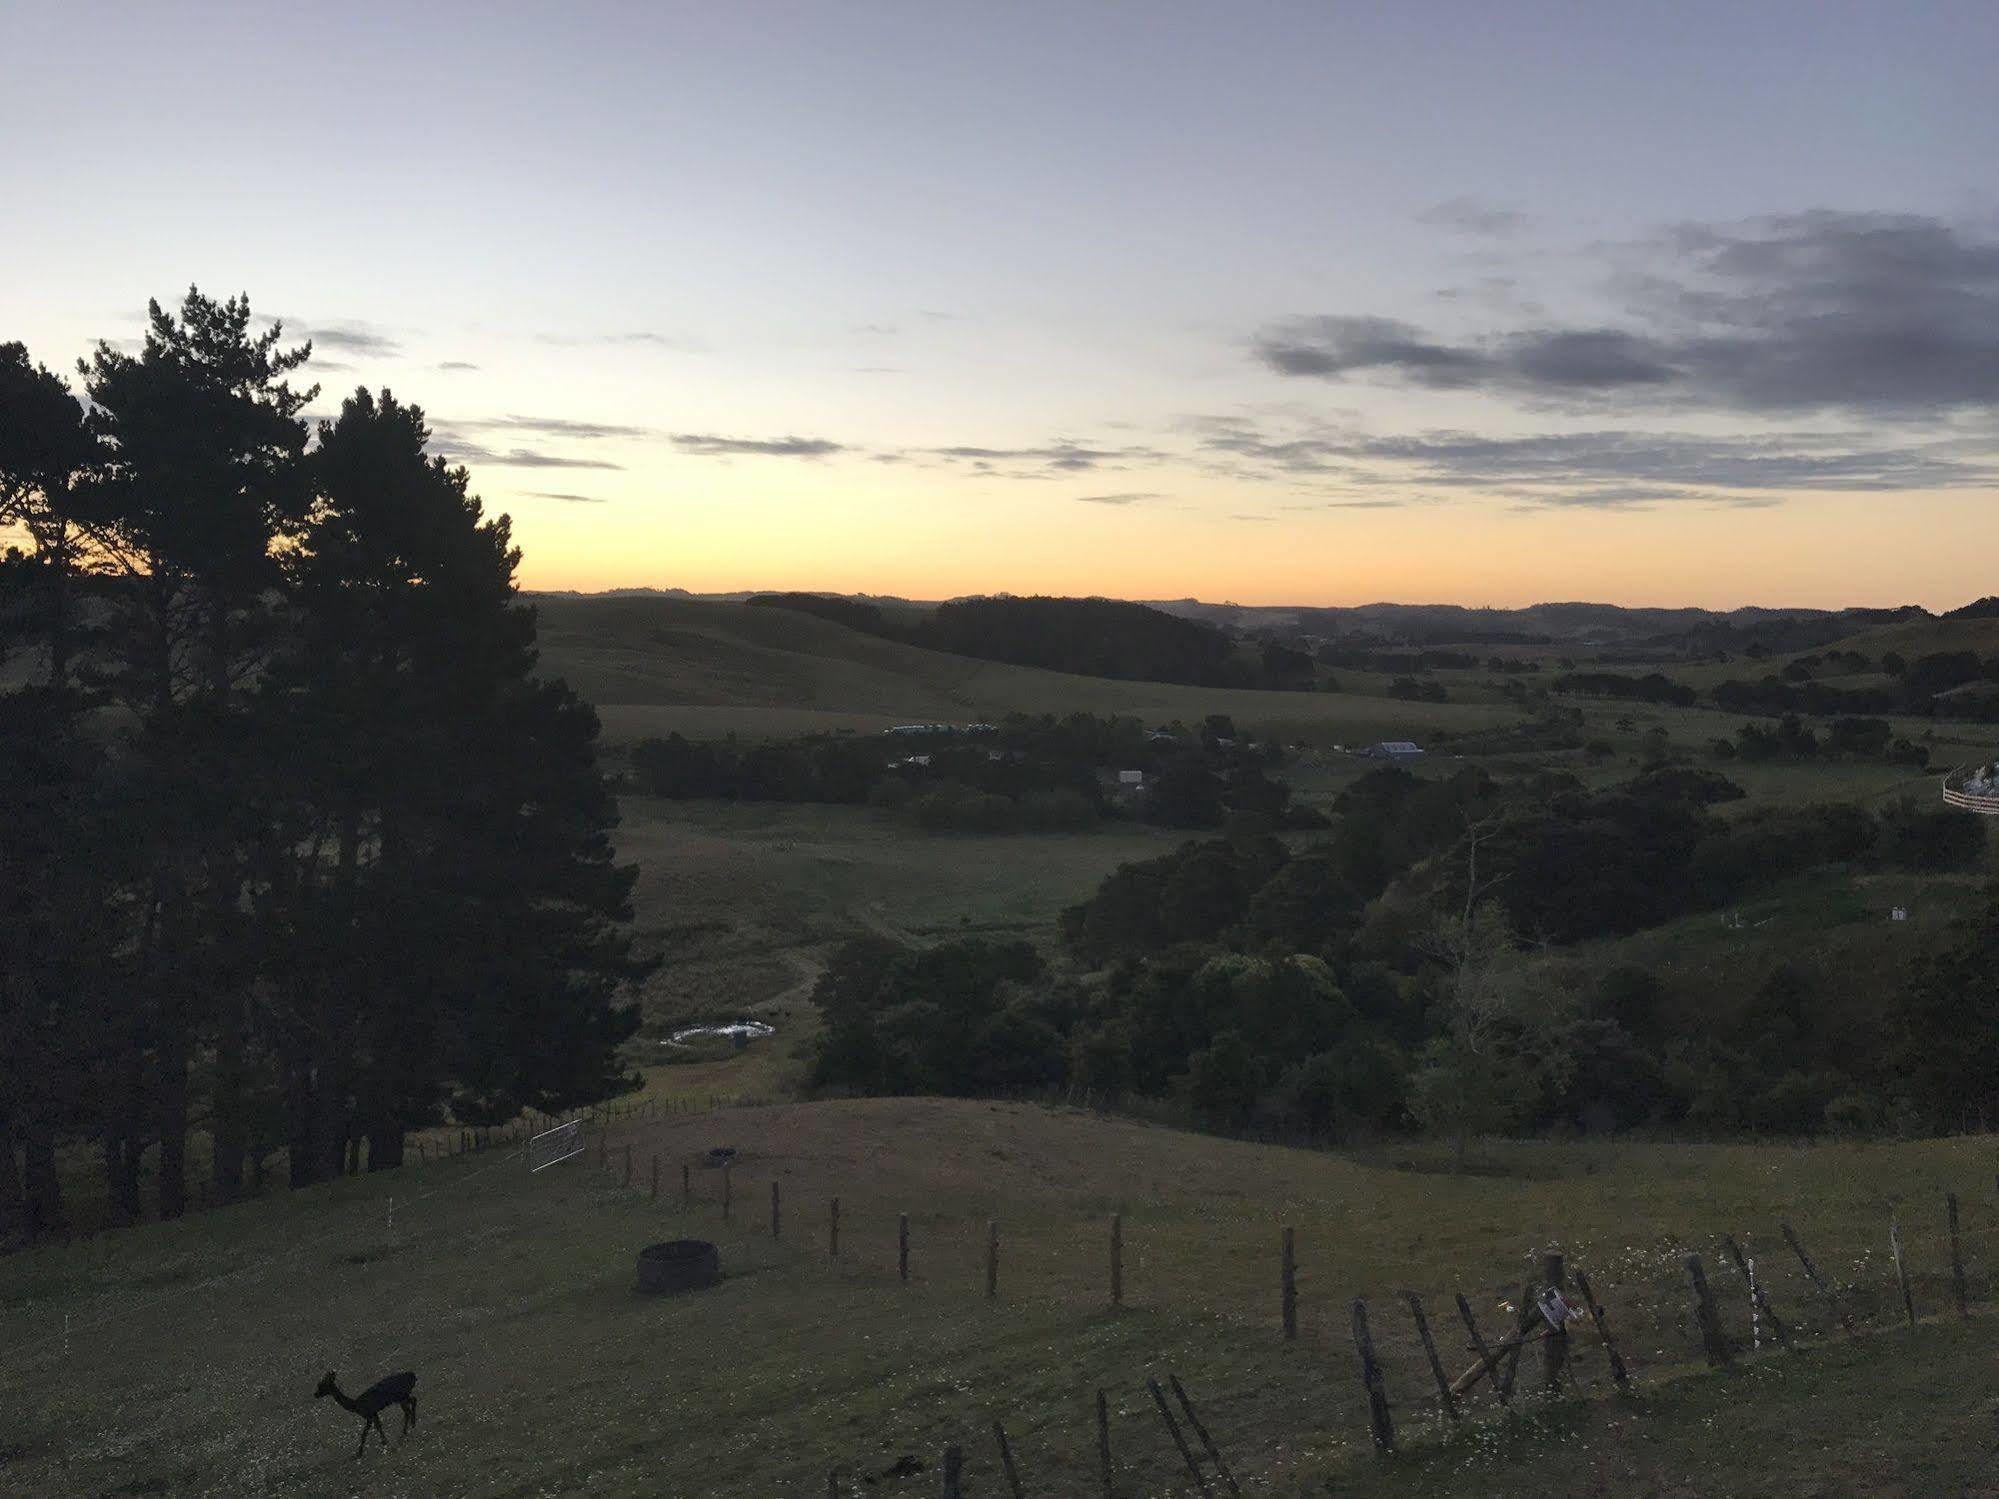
[
  {"left": 531, "top": 594, "right": 1514, "bottom": 745},
  {"left": 7, "top": 1097, "right": 1999, "bottom": 1496}
]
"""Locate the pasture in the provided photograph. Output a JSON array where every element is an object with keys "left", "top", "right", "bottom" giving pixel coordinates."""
[{"left": 7, "top": 1098, "right": 1999, "bottom": 1495}]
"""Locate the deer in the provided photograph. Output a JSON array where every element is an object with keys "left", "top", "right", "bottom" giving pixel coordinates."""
[{"left": 314, "top": 1369, "right": 418, "bottom": 1458}]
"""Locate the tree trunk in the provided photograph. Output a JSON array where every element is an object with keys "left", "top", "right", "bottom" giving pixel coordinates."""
[
  {"left": 22, "top": 1125, "right": 65, "bottom": 1239},
  {"left": 46, "top": 523, "right": 73, "bottom": 693},
  {"left": 100, "top": 1047, "right": 146, "bottom": 1225},
  {"left": 311, "top": 1054, "right": 348, "bottom": 1185},
  {"left": 157, "top": 1040, "right": 189, "bottom": 1220},
  {"left": 209, "top": 993, "right": 249, "bottom": 1204},
  {"left": 366, "top": 1122, "right": 405, "bottom": 1171},
  {"left": 0, "top": 1118, "right": 25, "bottom": 1245},
  {"left": 286, "top": 1062, "right": 317, "bottom": 1188}
]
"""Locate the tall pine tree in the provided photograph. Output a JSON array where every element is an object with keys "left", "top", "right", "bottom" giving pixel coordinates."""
[
  {"left": 79, "top": 290, "right": 314, "bottom": 1214},
  {"left": 276, "top": 388, "right": 646, "bottom": 1177},
  {"left": 0, "top": 342, "right": 107, "bottom": 1240}
]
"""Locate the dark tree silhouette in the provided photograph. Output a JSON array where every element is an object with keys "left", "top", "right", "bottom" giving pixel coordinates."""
[
  {"left": 276, "top": 388, "right": 647, "bottom": 1175},
  {"left": 79, "top": 289, "right": 315, "bottom": 1216},
  {"left": 0, "top": 294, "right": 652, "bottom": 1235},
  {"left": 0, "top": 342, "right": 106, "bottom": 1239}
]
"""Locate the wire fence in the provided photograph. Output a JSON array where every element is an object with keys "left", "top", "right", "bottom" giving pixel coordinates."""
[
  {"left": 585, "top": 1107, "right": 1999, "bottom": 1476},
  {"left": 9, "top": 1096, "right": 1997, "bottom": 1491}
]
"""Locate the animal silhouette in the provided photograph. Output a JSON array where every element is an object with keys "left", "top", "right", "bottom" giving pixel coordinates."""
[{"left": 314, "top": 1369, "right": 418, "bottom": 1458}]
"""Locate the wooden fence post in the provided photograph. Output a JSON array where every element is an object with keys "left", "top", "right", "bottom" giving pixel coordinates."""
[
  {"left": 772, "top": 1180, "right": 781, "bottom": 1240},
  {"left": 1095, "top": 1388, "right": 1114, "bottom": 1499},
  {"left": 1454, "top": 1293, "right": 1510, "bottom": 1407},
  {"left": 1722, "top": 1234, "right": 1790, "bottom": 1349},
  {"left": 1351, "top": 1298, "right": 1395, "bottom": 1453},
  {"left": 1571, "top": 1269, "right": 1630, "bottom": 1392},
  {"left": 1147, "top": 1378, "right": 1212, "bottom": 1494},
  {"left": 899, "top": 1212, "right": 909, "bottom": 1281},
  {"left": 1281, "top": 1227, "right": 1297, "bottom": 1341},
  {"left": 1541, "top": 1252, "right": 1568, "bottom": 1392},
  {"left": 1782, "top": 1222, "right": 1851, "bottom": 1332},
  {"left": 1169, "top": 1374, "right": 1241, "bottom": 1496},
  {"left": 1687, "top": 1255, "right": 1732, "bottom": 1367},
  {"left": 986, "top": 1219, "right": 1000, "bottom": 1299},
  {"left": 830, "top": 1197, "right": 840, "bottom": 1258},
  {"left": 993, "top": 1420, "right": 1025, "bottom": 1499},
  {"left": 1890, "top": 1215, "right": 1915, "bottom": 1327},
  {"left": 650, "top": 1155, "right": 659, "bottom": 1201},
  {"left": 1495, "top": 1279, "right": 1535, "bottom": 1400},
  {"left": 1402, "top": 1291, "right": 1458, "bottom": 1423},
  {"left": 1949, "top": 1192, "right": 1968, "bottom": 1318},
  {"left": 1110, "top": 1213, "right": 1123, "bottom": 1307}
]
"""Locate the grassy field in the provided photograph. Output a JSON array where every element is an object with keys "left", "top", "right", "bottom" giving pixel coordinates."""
[
  {"left": 18, "top": 596, "right": 1996, "bottom": 1493},
  {"left": 548, "top": 599, "right": 1999, "bottom": 833},
  {"left": 8, "top": 1097, "right": 1999, "bottom": 1496},
  {"left": 611, "top": 796, "right": 1182, "bottom": 1030},
  {"left": 535, "top": 594, "right": 1517, "bottom": 746},
  {"left": 44, "top": 599, "right": 1997, "bottom": 1237}
]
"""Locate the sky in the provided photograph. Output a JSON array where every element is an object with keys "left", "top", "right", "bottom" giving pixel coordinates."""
[{"left": 4, "top": 1, "right": 1997, "bottom": 609}]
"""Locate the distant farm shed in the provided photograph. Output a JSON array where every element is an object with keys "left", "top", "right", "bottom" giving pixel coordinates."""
[{"left": 1361, "top": 741, "right": 1424, "bottom": 760}]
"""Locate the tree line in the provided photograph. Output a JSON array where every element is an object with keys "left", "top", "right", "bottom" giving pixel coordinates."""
[
  {"left": 0, "top": 291, "right": 647, "bottom": 1242},
  {"left": 748, "top": 591, "right": 1327, "bottom": 689},
  {"left": 811, "top": 759, "right": 1990, "bottom": 1146},
  {"left": 626, "top": 712, "right": 1324, "bottom": 834}
]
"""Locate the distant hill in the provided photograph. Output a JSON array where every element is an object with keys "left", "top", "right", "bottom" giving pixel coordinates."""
[
  {"left": 1140, "top": 598, "right": 1935, "bottom": 650},
  {"left": 528, "top": 593, "right": 1511, "bottom": 744},
  {"left": 1945, "top": 596, "right": 1999, "bottom": 620},
  {"left": 742, "top": 592, "right": 1244, "bottom": 687},
  {"left": 544, "top": 587, "right": 1951, "bottom": 650}
]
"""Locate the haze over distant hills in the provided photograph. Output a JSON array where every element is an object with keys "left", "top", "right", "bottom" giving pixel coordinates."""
[{"left": 529, "top": 585, "right": 1949, "bottom": 647}]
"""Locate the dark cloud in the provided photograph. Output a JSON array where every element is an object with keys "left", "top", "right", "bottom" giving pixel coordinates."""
[
  {"left": 1258, "top": 315, "right": 1494, "bottom": 386},
  {"left": 1073, "top": 491, "right": 1162, "bottom": 505},
  {"left": 290, "top": 320, "right": 401, "bottom": 357},
  {"left": 1418, "top": 197, "right": 1528, "bottom": 236},
  {"left": 1190, "top": 415, "right": 1359, "bottom": 475},
  {"left": 1198, "top": 415, "right": 1996, "bottom": 510},
  {"left": 922, "top": 440, "right": 1164, "bottom": 474},
  {"left": 445, "top": 414, "right": 651, "bottom": 440},
  {"left": 671, "top": 433, "right": 845, "bottom": 458},
  {"left": 1258, "top": 211, "right": 1999, "bottom": 417},
  {"left": 431, "top": 438, "right": 622, "bottom": 470},
  {"left": 524, "top": 490, "right": 608, "bottom": 503},
  {"left": 1342, "top": 428, "right": 1996, "bottom": 494}
]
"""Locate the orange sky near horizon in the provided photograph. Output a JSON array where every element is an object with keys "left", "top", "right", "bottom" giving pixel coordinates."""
[
  {"left": 502, "top": 469, "right": 1995, "bottom": 614},
  {"left": 7, "top": 6, "right": 1996, "bottom": 620}
]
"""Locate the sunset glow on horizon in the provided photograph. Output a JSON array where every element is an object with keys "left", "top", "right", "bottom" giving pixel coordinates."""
[{"left": 6, "top": 2, "right": 1995, "bottom": 612}]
